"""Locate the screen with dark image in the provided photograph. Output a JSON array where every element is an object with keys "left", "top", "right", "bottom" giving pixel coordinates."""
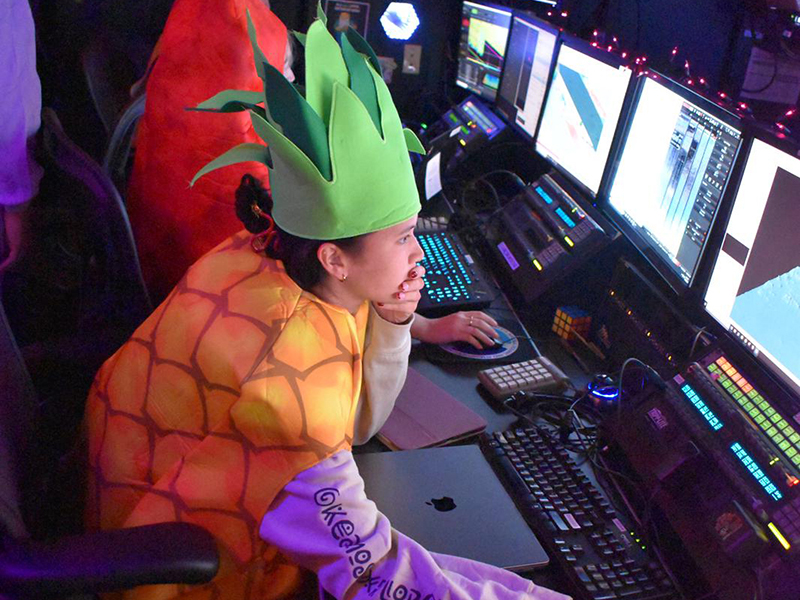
[
  {"left": 606, "top": 74, "right": 742, "bottom": 290},
  {"left": 456, "top": 1, "right": 513, "bottom": 102},
  {"left": 495, "top": 14, "right": 558, "bottom": 139},
  {"left": 535, "top": 41, "right": 632, "bottom": 195},
  {"left": 704, "top": 138, "right": 800, "bottom": 396}
]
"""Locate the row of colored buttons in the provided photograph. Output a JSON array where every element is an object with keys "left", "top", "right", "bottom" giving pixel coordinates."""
[
  {"left": 680, "top": 383, "right": 724, "bottom": 431},
  {"left": 708, "top": 358, "right": 800, "bottom": 469},
  {"left": 731, "top": 443, "right": 783, "bottom": 501}
]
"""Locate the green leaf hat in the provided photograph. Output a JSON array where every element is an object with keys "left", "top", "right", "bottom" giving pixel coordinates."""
[{"left": 191, "top": 4, "right": 425, "bottom": 240}]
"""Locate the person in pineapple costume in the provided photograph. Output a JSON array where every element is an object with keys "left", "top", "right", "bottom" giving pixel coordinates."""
[{"left": 84, "top": 6, "right": 571, "bottom": 600}]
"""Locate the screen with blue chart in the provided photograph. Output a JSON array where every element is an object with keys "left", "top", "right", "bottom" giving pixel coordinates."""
[{"left": 535, "top": 40, "right": 632, "bottom": 195}]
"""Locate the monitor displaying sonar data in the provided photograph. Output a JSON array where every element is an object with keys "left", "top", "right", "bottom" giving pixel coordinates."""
[
  {"left": 456, "top": 1, "right": 513, "bottom": 102},
  {"left": 704, "top": 136, "right": 800, "bottom": 396},
  {"left": 605, "top": 72, "right": 743, "bottom": 292},
  {"left": 495, "top": 14, "right": 559, "bottom": 140},
  {"left": 535, "top": 37, "right": 632, "bottom": 196}
]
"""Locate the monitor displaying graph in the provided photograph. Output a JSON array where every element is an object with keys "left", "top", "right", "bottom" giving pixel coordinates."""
[
  {"left": 456, "top": 1, "right": 513, "bottom": 102},
  {"left": 704, "top": 136, "right": 800, "bottom": 396},
  {"left": 605, "top": 73, "right": 742, "bottom": 291},
  {"left": 535, "top": 40, "right": 632, "bottom": 195}
]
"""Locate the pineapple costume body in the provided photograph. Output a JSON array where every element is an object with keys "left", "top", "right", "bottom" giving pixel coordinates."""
[{"left": 85, "top": 231, "right": 368, "bottom": 599}]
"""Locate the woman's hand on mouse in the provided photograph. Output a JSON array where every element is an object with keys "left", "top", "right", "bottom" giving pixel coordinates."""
[{"left": 410, "top": 311, "right": 500, "bottom": 349}]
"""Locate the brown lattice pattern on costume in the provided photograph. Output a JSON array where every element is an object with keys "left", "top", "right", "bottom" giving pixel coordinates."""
[{"left": 86, "top": 232, "right": 364, "bottom": 599}]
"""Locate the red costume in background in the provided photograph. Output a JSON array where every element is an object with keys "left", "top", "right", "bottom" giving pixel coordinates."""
[{"left": 126, "top": 0, "right": 287, "bottom": 303}]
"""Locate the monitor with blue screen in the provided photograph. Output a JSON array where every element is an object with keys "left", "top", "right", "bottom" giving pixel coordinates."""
[
  {"left": 604, "top": 72, "right": 743, "bottom": 292},
  {"left": 535, "top": 37, "right": 632, "bottom": 197}
]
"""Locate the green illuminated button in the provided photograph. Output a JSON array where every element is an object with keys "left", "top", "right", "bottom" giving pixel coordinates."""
[
  {"left": 787, "top": 447, "right": 798, "bottom": 459},
  {"left": 748, "top": 408, "right": 761, "bottom": 418},
  {"left": 748, "top": 389, "right": 760, "bottom": 399},
  {"left": 767, "top": 426, "right": 779, "bottom": 438},
  {"left": 765, "top": 407, "right": 776, "bottom": 418},
  {"left": 732, "top": 390, "right": 744, "bottom": 400},
  {"left": 777, "top": 419, "right": 789, "bottom": 430},
  {"left": 771, "top": 413, "right": 783, "bottom": 424},
  {"left": 793, "top": 455, "right": 800, "bottom": 466},
  {"left": 754, "top": 394, "right": 765, "bottom": 403},
  {"left": 754, "top": 414, "right": 766, "bottom": 425},
  {"left": 775, "top": 433, "right": 786, "bottom": 445},
  {"left": 742, "top": 401, "right": 754, "bottom": 411},
  {"left": 722, "top": 380, "right": 732, "bottom": 389},
  {"left": 779, "top": 440, "right": 791, "bottom": 451},
  {"left": 790, "top": 432, "right": 800, "bottom": 444},
  {"left": 759, "top": 400, "right": 771, "bottom": 410}
]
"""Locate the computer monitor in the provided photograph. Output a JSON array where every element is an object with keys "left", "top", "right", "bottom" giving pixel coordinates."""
[
  {"left": 495, "top": 13, "right": 559, "bottom": 140},
  {"left": 604, "top": 72, "right": 743, "bottom": 292},
  {"left": 456, "top": 1, "right": 513, "bottom": 102},
  {"left": 703, "top": 134, "right": 800, "bottom": 396},
  {"left": 535, "top": 36, "right": 632, "bottom": 196}
]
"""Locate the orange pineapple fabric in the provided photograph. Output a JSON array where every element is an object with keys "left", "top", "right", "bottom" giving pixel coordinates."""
[{"left": 85, "top": 231, "right": 369, "bottom": 599}]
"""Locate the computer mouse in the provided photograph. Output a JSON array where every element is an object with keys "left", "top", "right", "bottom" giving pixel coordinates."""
[{"left": 447, "top": 333, "right": 506, "bottom": 354}]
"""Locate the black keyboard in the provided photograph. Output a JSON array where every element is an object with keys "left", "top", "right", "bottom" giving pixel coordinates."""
[
  {"left": 416, "top": 231, "right": 492, "bottom": 317},
  {"left": 482, "top": 428, "right": 680, "bottom": 600}
]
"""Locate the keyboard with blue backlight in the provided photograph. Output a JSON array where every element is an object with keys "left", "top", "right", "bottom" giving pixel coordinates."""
[{"left": 416, "top": 231, "right": 493, "bottom": 317}]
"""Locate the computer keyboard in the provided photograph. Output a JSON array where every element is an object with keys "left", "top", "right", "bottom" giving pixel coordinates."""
[
  {"left": 482, "top": 427, "right": 679, "bottom": 600},
  {"left": 416, "top": 231, "right": 493, "bottom": 317}
]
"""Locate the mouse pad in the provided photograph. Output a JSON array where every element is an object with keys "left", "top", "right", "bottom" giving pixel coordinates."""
[{"left": 423, "top": 319, "right": 535, "bottom": 364}]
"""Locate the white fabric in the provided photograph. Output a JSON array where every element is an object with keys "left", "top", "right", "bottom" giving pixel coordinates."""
[
  {"left": 352, "top": 304, "right": 414, "bottom": 445},
  {"left": 0, "top": 0, "right": 43, "bottom": 207},
  {"left": 261, "top": 450, "right": 571, "bottom": 600}
]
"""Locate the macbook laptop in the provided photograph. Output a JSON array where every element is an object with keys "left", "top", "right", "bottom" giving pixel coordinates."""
[{"left": 354, "top": 444, "right": 549, "bottom": 572}]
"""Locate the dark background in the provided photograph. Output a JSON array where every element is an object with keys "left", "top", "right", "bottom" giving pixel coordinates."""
[{"left": 29, "top": 0, "right": 800, "bottom": 159}]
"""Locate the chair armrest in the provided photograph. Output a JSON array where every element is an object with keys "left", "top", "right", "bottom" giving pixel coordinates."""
[{"left": 0, "top": 522, "right": 219, "bottom": 597}]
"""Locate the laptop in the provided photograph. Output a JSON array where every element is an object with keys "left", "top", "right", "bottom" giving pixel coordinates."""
[{"left": 354, "top": 444, "right": 549, "bottom": 572}]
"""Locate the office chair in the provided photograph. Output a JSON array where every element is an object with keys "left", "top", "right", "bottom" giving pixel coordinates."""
[
  {"left": 0, "top": 291, "right": 219, "bottom": 599},
  {"left": 82, "top": 36, "right": 142, "bottom": 137},
  {"left": 103, "top": 93, "right": 146, "bottom": 197},
  {"left": 40, "top": 106, "right": 152, "bottom": 326},
  {"left": 0, "top": 109, "right": 154, "bottom": 542}
]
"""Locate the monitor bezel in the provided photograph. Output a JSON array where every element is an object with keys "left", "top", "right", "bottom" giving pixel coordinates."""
[
  {"left": 534, "top": 33, "right": 635, "bottom": 201},
  {"left": 455, "top": 0, "right": 515, "bottom": 102},
  {"left": 598, "top": 70, "right": 744, "bottom": 296},
  {"left": 494, "top": 11, "right": 561, "bottom": 142},
  {"left": 699, "top": 127, "right": 800, "bottom": 398}
]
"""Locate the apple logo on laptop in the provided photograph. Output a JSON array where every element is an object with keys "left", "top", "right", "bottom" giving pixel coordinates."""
[{"left": 426, "top": 496, "right": 457, "bottom": 512}]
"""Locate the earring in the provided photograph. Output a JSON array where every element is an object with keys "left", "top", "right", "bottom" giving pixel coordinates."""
[{"left": 340, "top": 274, "right": 348, "bottom": 283}]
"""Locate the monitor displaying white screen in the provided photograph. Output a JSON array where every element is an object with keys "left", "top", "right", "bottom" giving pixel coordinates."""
[
  {"left": 704, "top": 137, "right": 800, "bottom": 395},
  {"left": 535, "top": 41, "right": 632, "bottom": 195},
  {"left": 456, "top": 1, "right": 513, "bottom": 102},
  {"left": 495, "top": 15, "right": 559, "bottom": 139},
  {"left": 606, "top": 74, "right": 742, "bottom": 290}
]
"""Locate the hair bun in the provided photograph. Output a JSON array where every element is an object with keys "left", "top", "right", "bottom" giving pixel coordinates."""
[{"left": 235, "top": 174, "right": 274, "bottom": 233}]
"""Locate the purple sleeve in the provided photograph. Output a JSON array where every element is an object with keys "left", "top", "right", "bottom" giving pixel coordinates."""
[
  {"left": 0, "top": 0, "right": 43, "bottom": 207},
  {"left": 260, "top": 450, "right": 572, "bottom": 600}
]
